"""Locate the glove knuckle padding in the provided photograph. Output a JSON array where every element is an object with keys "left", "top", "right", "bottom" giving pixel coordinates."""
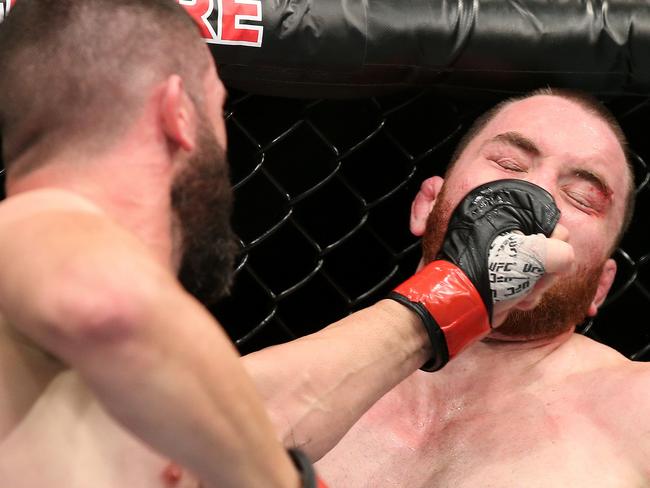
[
  {"left": 438, "top": 179, "right": 560, "bottom": 318},
  {"left": 390, "top": 179, "right": 560, "bottom": 372}
]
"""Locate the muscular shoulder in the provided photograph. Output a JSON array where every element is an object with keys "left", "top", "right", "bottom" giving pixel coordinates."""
[
  {"left": 0, "top": 188, "right": 149, "bottom": 269},
  {"left": 0, "top": 188, "right": 103, "bottom": 225},
  {"left": 565, "top": 345, "right": 650, "bottom": 469},
  {"left": 543, "top": 333, "right": 629, "bottom": 376},
  {"left": 0, "top": 187, "right": 171, "bottom": 332},
  {"left": 594, "top": 360, "right": 650, "bottom": 419}
]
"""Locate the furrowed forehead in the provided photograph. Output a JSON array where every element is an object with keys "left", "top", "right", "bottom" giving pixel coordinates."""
[{"left": 474, "top": 96, "right": 626, "bottom": 166}]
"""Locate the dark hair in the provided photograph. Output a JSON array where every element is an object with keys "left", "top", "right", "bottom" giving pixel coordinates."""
[
  {"left": 0, "top": 0, "right": 210, "bottom": 173},
  {"left": 448, "top": 88, "right": 636, "bottom": 253}
]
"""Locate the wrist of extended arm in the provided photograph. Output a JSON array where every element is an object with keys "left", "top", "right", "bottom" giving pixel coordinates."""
[
  {"left": 388, "top": 260, "right": 490, "bottom": 371},
  {"left": 288, "top": 448, "right": 329, "bottom": 488}
]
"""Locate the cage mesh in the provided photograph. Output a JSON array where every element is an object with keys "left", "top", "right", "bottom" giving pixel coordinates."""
[
  {"left": 210, "top": 88, "right": 650, "bottom": 360},
  {"left": 0, "top": 89, "right": 648, "bottom": 360}
]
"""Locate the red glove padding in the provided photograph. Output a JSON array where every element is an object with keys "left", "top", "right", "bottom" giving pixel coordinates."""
[
  {"left": 317, "top": 477, "right": 330, "bottom": 488},
  {"left": 389, "top": 260, "right": 490, "bottom": 371}
]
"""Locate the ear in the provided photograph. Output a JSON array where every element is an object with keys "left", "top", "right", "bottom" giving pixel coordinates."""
[
  {"left": 410, "top": 176, "right": 444, "bottom": 236},
  {"left": 587, "top": 258, "right": 617, "bottom": 316},
  {"left": 159, "top": 75, "right": 196, "bottom": 152}
]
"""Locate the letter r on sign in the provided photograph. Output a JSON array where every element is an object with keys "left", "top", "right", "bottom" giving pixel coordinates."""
[{"left": 179, "top": 0, "right": 218, "bottom": 41}]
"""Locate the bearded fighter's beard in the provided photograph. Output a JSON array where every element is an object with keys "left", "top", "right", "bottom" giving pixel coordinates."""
[
  {"left": 172, "top": 122, "right": 239, "bottom": 306},
  {"left": 421, "top": 185, "right": 601, "bottom": 340}
]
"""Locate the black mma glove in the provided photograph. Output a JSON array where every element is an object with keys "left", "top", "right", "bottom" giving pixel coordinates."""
[{"left": 389, "top": 179, "right": 560, "bottom": 371}]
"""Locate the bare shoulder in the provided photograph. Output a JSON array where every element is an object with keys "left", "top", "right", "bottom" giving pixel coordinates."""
[
  {"left": 0, "top": 189, "right": 106, "bottom": 357},
  {"left": 562, "top": 334, "right": 647, "bottom": 394},
  {"left": 0, "top": 187, "right": 170, "bottom": 338},
  {"left": 598, "top": 358, "right": 650, "bottom": 410},
  {"left": 564, "top": 335, "right": 650, "bottom": 466},
  {"left": 0, "top": 188, "right": 103, "bottom": 225},
  {"left": 0, "top": 188, "right": 149, "bottom": 265},
  {"left": 563, "top": 333, "right": 630, "bottom": 363},
  {"left": 596, "top": 360, "right": 650, "bottom": 470}
]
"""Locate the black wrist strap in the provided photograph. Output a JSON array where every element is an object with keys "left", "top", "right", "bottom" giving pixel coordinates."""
[
  {"left": 288, "top": 448, "right": 317, "bottom": 488},
  {"left": 387, "top": 292, "right": 449, "bottom": 372}
]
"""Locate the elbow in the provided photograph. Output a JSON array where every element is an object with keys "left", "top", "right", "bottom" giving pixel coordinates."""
[
  {"left": 55, "top": 285, "right": 141, "bottom": 344},
  {"left": 38, "top": 266, "right": 161, "bottom": 357}
]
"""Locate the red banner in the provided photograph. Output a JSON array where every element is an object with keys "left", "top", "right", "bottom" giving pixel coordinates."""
[
  {"left": 180, "top": 0, "right": 263, "bottom": 47},
  {"left": 0, "top": 0, "right": 263, "bottom": 47}
]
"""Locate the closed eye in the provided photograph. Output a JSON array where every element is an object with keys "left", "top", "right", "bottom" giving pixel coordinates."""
[
  {"left": 561, "top": 182, "right": 609, "bottom": 215},
  {"left": 561, "top": 169, "right": 611, "bottom": 215},
  {"left": 491, "top": 158, "right": 527, "bottom": 172},
  {"left": 564, "top": 190, "right": 593, "bottom": 211}
]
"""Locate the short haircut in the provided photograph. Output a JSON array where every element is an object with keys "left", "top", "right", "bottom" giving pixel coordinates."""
[
  {"left": 0, "top": 0, "right": 210, "bottom": 173},
  {"left": 447, "top": 88, "right": 636, "bottom": 253}
]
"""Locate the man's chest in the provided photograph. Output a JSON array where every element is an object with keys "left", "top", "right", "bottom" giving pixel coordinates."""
[
  {"left": 0, "top": 370, "right": 200, "bottom": 488},
  {"left": 316, "top": 391, "right": 646, "bottom": 488}
]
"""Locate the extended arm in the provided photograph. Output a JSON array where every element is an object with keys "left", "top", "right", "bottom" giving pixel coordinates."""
[{"left": 244, "top": 299, "right": 430, "bottom": 460}]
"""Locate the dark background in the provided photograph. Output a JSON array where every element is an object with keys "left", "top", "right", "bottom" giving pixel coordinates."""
[
  {"left": 1, "top": 88, "right": 647, "bottom": 360},
  {"left": 210, "top": 87, "right": 650, "bottom": 359}
]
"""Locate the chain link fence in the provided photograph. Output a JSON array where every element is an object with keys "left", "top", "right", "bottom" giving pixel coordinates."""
[
  {"left": 1, "top": 88, "right": 648, "bottom": 360},
  {"left": 210, "top": 88, "right": 650, "bottom": 360}
]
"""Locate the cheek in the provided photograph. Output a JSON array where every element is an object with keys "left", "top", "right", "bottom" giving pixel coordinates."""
[
  {"left": 215, "top": 121, "right": 227, "bottom": 150},
  {"left": 447, "top": 158, "right": 517, "bottom": 193},
  {"left": 443, "top": 172, "right": 490, "bottom": 207},
  {"left": 207, "top": 112, "right": 227, "bottom": 150},
  {"left": 559, "top": 213, "right": 608, "bottom": 264}
]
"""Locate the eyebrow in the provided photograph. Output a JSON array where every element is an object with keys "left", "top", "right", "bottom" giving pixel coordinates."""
[
  {"left": 484, "top": 131, "right": 614, "bottom": 198},
  {"left": 483, "top": 131, "right": 542, "bottom": 157}
]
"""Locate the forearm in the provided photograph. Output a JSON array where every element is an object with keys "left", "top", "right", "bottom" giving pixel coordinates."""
[{"left": 243, "top": 299, "right": 430, "bottom": 460}]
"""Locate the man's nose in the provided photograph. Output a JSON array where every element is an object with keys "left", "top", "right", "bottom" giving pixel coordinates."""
[{"left": 527, "top": 161, "right": 560, "bottom": 204}]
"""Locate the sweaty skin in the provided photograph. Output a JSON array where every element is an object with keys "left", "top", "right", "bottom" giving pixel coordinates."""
[
  {"left": 0, "top": 190, "right": 203, "bottom": 488},
  {"left": 310, "top": 95, "right": 650, "bottom": 487},
  {"left": 316, "top": 334, "right": 649, "bottom": 488}
]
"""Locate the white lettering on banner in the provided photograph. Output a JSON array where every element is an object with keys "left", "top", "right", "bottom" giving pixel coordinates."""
[
  {"left": 1, "top": 0, "right": 14, "bottom": 23},
  {"left": 179, "top": 0, "right": 263, "bottom": 47},
  {"left": 0, "top": 1, "right": 263, "bottom": 47},
  {"left": 179, "top": 0, "right": 218, "bottom": 40}
]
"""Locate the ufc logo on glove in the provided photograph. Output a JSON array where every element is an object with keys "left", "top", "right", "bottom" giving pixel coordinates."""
[{"left": 179, "top": 0, "right": 263, "bottom": 47}]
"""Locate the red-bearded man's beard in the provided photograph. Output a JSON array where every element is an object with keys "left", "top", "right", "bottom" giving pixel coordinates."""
[{"left": 421, "top": 184, "right": 603, "bottom": 340}]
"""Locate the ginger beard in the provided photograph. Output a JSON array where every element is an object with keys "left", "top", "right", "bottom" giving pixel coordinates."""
[
  {"left": 421, "top": 184, "right": 604, "bottom": 339},
  {"left": 172, "top": 116, "right": 239, "bottom": 305}
]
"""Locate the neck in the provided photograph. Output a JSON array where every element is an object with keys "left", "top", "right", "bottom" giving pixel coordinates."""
[
  {"left": 7, "top": 150, "right": 177, "bottom": 271},
  {"left": 459, "top": 329, "right": 574, "bottom": 371},
  {"left": 392, "top": 328, "right": 576, "bottom": 418}
]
